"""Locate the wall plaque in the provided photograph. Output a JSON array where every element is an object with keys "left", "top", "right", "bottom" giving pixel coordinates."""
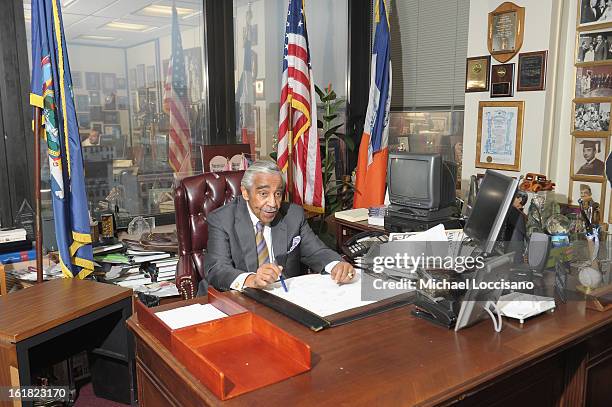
[
  {"left": 488, "top": 2, "right": 525, "bottom": 63},
  {"left": 517, "top": 51, "right": 547, "bottom": 91},
  {"left": 491, "top": 63, "right": 515, "bottom": 98}
]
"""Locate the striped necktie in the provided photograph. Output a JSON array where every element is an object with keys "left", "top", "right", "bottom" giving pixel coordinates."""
[{"left": 255, "top": 221, "right": 270, "bottom": 266}]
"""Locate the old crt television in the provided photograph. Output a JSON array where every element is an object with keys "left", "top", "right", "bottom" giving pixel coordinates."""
[{"left": 387, "top": 152, "right": 457, "bottom": 212}]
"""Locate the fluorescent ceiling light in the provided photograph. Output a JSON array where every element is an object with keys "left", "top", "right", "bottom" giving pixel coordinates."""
[
  {"left": 63, "top": 0, "right": 78, "bottom": 7},
  {"left": 135, "top": 4, "right": 196, "bottom": 18},
  {"left": 103, "top": 21, "right": 157, "bottom": 32},
  {"left": 76, "top": 35, "right": 118, "bottom": 41}
]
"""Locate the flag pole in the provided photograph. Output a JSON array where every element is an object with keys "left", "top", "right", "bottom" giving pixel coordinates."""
[
  {"left": 287, "top": 96, "right": 293, "bottom": 202},
  {"left": 33, "top": 107, "right": 44, "bottom": 284}
]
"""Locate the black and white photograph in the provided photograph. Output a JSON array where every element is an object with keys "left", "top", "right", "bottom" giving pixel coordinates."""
[
  {"left": 570, "top": 180, "right": 604, "bottom": 207},
  {"left": 576, "top": 66, "right": 612, "bottom": 97},
  {"left": 101, "top": 73, "right": 116, "bottom": 93},
  {"left": 579, "top": 0, "right": 612, "bottom": 27},
  {"left": 91, "top": 122, "right": 103, "bottom": 133},
  {"left": 573, "top": 101, "right": 611, "bottom": 133},
  {"left": 85, "top": 72, "right": 100, "bottom": 90},
  {"left": 117, "top": 77, "right": 126, "bottom": 89},
  {"left": 572, "top": 137, "right": 608, "bottom": 178},
  {"left": 75, "top": 94, "right": 89, "bottom": 112},
  {"left": 72, "top": 71, "right": 82, "bottom": 89},
  {"left": 577, "top": 30, "right": 612, "bottom": 62},
  {"left": 88, "top": 91, "right": 101, "bottom": 106}
]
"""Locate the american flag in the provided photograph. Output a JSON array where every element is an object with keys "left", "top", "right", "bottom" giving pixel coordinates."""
[
  {"left": 163, "top": 6, "right": 192, "bottom": 174},
  {"left": 277, "top": 0, "right": 324, "bottom": 213}
]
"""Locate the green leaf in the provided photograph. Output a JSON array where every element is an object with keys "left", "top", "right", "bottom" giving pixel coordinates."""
[
  {"left": 323, "top": 114, "right": 338, "bottom": 122},
  {"left": 331, "top": 100, "right": 345, "bottom": 112},
  {"left": 324, "top": 124, "right": 343, "bottom": 139},
  {"left": 337, "top": 133, "right": 356, "bottom": 151},
  {"left": 317, "top": 119, "right": 324, "bottom": 129},
  {"left": 315, "top": 85, "right": 325, "bottom": 101},
  {"left": 269, "top": 152, "right": 277, "bottom": 161}
]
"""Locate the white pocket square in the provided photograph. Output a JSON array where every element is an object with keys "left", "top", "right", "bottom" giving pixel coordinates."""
[{"left": 288, "top": 236, "right": 301, "bottom": 253}]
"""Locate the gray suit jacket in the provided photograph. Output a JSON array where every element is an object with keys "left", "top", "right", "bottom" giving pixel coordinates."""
[{"left": 204, "top": 197, "right": 342, "bottom": 291}]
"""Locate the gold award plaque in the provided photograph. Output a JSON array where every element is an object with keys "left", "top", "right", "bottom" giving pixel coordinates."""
[{"left": 465, "top": 55, "right": 491, "bottom": 92}]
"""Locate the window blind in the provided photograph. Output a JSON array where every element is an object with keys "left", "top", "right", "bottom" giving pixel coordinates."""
[{"left": 374, "top": 0, "right": 470, "bottom": 110}]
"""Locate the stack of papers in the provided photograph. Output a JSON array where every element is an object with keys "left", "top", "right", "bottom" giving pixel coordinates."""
[
  {"left": 155, "top": 303, "right": 228, "bottom": 329},
  {"left": 334, "top": 208, "right": 369, "bottom": 222}
]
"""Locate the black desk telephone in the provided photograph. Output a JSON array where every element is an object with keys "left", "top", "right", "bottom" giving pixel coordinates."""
[{"left": 341, "top": 230, "right": 388, "bottom": 259}]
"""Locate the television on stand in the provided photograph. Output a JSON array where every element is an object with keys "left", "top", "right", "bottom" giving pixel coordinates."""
[{"left": 386, "top": 152, "right": 458, "bottom": 221}]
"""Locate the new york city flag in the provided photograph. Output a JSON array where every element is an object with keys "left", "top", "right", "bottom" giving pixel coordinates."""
[{"left": 30, "top": 0, "right": 94, "bottom": 279}]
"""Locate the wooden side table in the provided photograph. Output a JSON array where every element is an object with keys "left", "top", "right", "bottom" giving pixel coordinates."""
[{"left": 0, "top": 279, "right": 135, "bottom": 406}]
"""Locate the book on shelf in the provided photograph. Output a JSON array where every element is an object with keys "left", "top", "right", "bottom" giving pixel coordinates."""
[{"left": 0, "top": 228, "right": 27, "bottom": 243}]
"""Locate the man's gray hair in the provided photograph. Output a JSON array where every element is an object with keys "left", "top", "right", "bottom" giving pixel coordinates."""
[{"left": 241, "top": 160, "right": 286, "bottom": 189}]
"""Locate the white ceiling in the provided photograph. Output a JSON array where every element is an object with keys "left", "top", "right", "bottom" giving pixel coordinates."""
[{"left": 25, "top": 0, "right": 204, "bottom": 48}]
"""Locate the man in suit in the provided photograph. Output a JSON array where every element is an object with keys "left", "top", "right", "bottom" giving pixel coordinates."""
[
  {"left": 577, "top": 139, "right": 605, "bottom": 176},
  {"left": 582, "top": 0, "right": 602, "bottom": 24},
  {"left": 204, "top": 160, "right": 355, "bottom": 292},
  {"left": 594, "top": 35, "right": 609, "bottom": 61}
]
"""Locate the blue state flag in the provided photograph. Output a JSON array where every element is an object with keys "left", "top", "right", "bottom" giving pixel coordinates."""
[{"left": 30, "top": 0, "right": 93, "bottom": 279}]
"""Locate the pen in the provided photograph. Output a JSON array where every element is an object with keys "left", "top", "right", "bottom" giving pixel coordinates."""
[{"left": 279, "top": 273, "right": 288, "bottom": 292}]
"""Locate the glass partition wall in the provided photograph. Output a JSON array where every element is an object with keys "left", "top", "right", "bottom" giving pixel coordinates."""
[{"left": 24, "top": 0, "right": 208, "bottom": 231}]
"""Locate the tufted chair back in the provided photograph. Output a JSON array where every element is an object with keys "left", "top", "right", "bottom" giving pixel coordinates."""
[{"left": 174, "top": 170, "right": 244, "bottom": 299}]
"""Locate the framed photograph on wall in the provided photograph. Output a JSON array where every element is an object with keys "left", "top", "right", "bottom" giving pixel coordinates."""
[
  {"left": 101, "top": 73, "right": 116, "bottom": 93},
  {"left": 576, "top": 29, "right": 612, "bottom": 63},
  {"left": 517, "top": 51, "right": 547, "bottom": 91},
  {"left": 577, "top": 0, "right": 612, "bottom": 29},
  {"left": 89, "top": 106, "right": 102, "bottom": 121},
  {"left": 85, "top": 72, "right": 100, "bottom": 90},
  {"left": 572, "top": 98, "right": 611, "bottom": 135},
  {"left": 576, "top": 65, "right": 612, "bottom": 97},
  {"left": 104, "top": 93, "right": 116, "bottom": 111},
  {"left": 116, "top": 77, "right": 126, "bottom": 89},
  {"left": 77, "top": 113, "right": 90, "bottom": 129},
  {"left": 103, "top": 111, "right": 119, "bottom": 124},
  {"left": 465, "top": 55, "right": 491, "bottom": 92},
  {"left": 571, "top": 136, "right": 608, "bottom": 180},
  {"left": 569, "top": 180, "right": 605, "bottom": 209},
  {"left": 72, "top": 71, "right": 83, "bottom": 89},
  {"left": 475, "top": 100, "right": 524, "bottom": 171},
  {"left": 88, "top": 91, "right": 101, "bottom": 106},
  {"left": 75, "top": 94, "right": 89, "bottom": 112}
]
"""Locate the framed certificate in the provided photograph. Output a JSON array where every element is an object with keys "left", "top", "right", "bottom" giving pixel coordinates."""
[
  {"left": 465, "top": 56, "right": 491, "bottom": 92},
  {"left": 488, "top": 2, "right": 525, "bottom": 63},
  {"left": 476, "top": 101, "right": 524, "bottom": 171}
]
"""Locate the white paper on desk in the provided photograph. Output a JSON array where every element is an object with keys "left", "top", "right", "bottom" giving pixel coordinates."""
[
  {"left": 388, "top": 224, "right": 447, "bottom": 242},
  {"left": 155, "top": 303, "right": 228, "bottom": 330},
  {"left": 263, "top": 273, "right": 375, "bottom": 317}
]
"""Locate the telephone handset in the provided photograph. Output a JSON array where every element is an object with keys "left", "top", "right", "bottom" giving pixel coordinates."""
[{"left": 342, "top": 230, "right": 388, "bottom": 259}]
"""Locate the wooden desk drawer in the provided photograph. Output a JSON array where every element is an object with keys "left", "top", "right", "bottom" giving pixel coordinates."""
[
  {"left": 136, "top": 362, "right": 179, "bottom": 407},
  {"left": 585, "top": 324, "right": 612, "bottom": 362}
]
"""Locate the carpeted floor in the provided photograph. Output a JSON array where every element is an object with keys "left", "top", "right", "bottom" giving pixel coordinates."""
[{"left": 74, "top": 383, "right": 129, "bottom": 407}]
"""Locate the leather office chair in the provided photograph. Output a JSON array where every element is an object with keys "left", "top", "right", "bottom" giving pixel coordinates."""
[{"left": 174, "top": 170, "right": 244, "bottom": 299}]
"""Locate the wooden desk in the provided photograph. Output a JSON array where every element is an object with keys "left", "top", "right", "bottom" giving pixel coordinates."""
[
  {"left": 0, "top": 279, "right": 135, "bottom": 406},
  {"left": 334, "top": 217, "right": 385, "bottom": 249},
  {"left": 128, "top": 292, "right": 612, "bottom": 406}
]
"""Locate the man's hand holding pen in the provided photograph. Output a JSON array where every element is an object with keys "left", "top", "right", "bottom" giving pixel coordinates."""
[{"left": 245, "top": 263, "right": 283, "bottom": 288}]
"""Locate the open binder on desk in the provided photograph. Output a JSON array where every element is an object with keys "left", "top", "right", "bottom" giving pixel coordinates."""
[{"left": 243, "top": 273, "right": 416, "bottom": 331}]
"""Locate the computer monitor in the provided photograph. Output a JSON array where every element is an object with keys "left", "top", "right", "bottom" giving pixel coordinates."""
[
  {"left": 454, "top": 252, "right": 514, "bottom": 332},
  {"left": 387, "top": 152, "right": 457, "bottom": 211},
  {"left": 463, "top": 170, "right": 519, "bottom": 254}
]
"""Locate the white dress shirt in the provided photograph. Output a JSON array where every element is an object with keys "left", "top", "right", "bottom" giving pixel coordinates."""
[{"left": 229, "top": 204, "right": 339, "bottom": 290}]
